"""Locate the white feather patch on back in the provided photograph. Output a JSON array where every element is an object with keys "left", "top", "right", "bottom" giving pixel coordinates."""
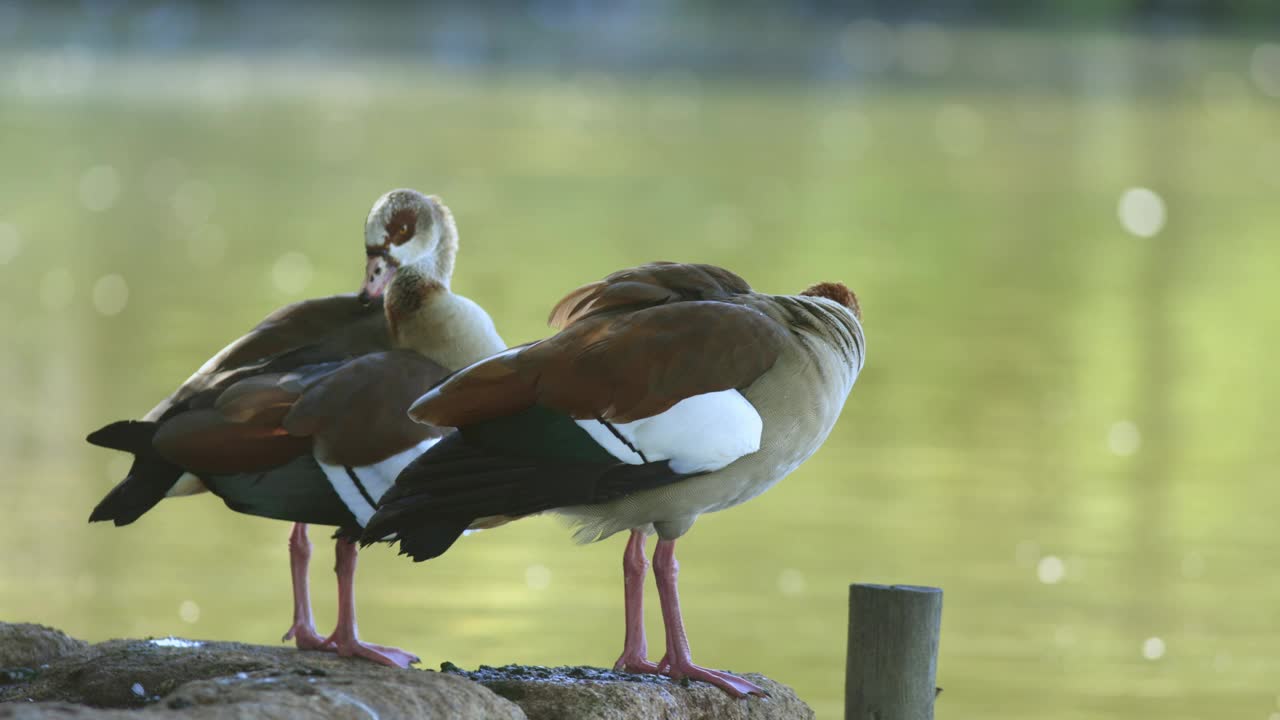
[
  {"left": 165, "top": 472, "right": 208, "bottom": 497},
  {"left": 318, "top": 461, "right": 375, "bottom": 526},
  {"left": 357, "top": 437, "right": 442, "bottom": 503},
  {"left": 318, "top": 436, "right": 442, "bottom": 526},
  {"left": 575, "top": 390, "right": 762, "bottom": 474}
]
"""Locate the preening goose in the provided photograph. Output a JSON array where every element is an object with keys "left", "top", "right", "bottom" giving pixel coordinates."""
[
  {"left": 86, "top": 190, "right": 504, "bottom": 667},
  {"left": 361, "top": 262, "right": 864, "bottom": 695}
]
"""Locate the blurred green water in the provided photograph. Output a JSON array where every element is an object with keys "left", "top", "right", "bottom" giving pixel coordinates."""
[{"left": 1, "top": 37, "right": 1279, "bottom": 720}]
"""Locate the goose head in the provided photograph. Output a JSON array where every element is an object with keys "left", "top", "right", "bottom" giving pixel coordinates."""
[
  {"left": 799, "top": 281, "right": 861, "bottom": 321},
  {"left": 358, "top": 189, "right": 458, "bottom": 305}
]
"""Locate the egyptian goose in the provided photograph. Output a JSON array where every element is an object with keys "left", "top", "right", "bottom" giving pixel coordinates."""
[
  {"left": 86, "top": 189, "right": 504, "bottom": 668},
  {"left": 361, "top": 262, "right": 864, "bottom": 696}
]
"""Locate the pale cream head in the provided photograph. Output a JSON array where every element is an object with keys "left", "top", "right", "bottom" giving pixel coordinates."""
[{"left": 359, "top": 189, "right": 458, "bottom": 303}]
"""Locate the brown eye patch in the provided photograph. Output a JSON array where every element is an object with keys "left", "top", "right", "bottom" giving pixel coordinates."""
[{"left": 385, "top": 208, "right": 418, "bottom": 246}]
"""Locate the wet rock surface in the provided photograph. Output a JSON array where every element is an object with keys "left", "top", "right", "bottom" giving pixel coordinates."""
[
  {"left": 0, "top": 633, "right": 520, "bottom": 720},
  {"left": 0, "top": 623, "right": 812, "bottom": 719},
  {"left": 0, "top": 625, "right": 88, "bottom": 672},
  {"left": 446, "top": 663, "right": 816, "bottom": 720}
]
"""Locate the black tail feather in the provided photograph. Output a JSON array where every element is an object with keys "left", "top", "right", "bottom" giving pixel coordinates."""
[
  {"left": 86, "top": 420, "right": 155, "bottom": 452},
  {"left": 360, "top": 432, "right": 693, "bottom": 561},
  {"left": 87, "top": 420, "right": 185, "bottom": 526}
]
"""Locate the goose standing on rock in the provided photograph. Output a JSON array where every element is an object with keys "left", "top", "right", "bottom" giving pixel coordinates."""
[
  {"left": 361, "top": 262, "right": 864, "bottom": 695},
  {"left": 87, "top": 190, "right": 504, "bottom": 668}
]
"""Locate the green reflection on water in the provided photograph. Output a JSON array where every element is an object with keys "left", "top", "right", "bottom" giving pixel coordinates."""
[{"left": 2, "top": 40, "right": 1279, "bottom": 720}]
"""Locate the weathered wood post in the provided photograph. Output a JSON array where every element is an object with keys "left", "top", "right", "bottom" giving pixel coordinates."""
[{"left": 845, "top": 584, "right": 943, "bottom": 720}]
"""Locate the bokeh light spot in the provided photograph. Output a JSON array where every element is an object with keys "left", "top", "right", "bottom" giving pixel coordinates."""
[
  {"left": 92, "top": 274, "right": 129, "bottom": 316},
  {"left": 80, "top": 165, "right": 122, "bottom": 212},
  {"left": 1117, "top": 187, "right": 1166, "bottom": 238},
  {"left": 272, "top": 252, "right": 313, "bottom": 295},
  {"left": 1037, "top": 555, "right": 1065, "bottom": 584},
  {"left": 778, "top": 568, "right": 806, "bottom": 596},
  {"left": 1142, "top": 636, "right": 1165, "bottom": 661},
  {"left": 1108, "top": 420, "right": 1141, "bottom": 456},
  {"left": 525, "top": 564, "right": 551, "bottom": 590},
  {"left": 0, "top": 222, "right": 21, "bottom": 265}
]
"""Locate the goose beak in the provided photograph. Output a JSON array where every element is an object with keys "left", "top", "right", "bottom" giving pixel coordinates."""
[{"left": 359, "top": 254, "right": 396, "bottom": 305}]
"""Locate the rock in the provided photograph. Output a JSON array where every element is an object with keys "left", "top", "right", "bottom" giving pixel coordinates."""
[
  {"left": 0, "top": 624, "right": 812, "bottom": 719},
  {"left": 157, "top": 666, "right": 521, "bottom": 719},
  {"left": 448, "top": 664, "right": 815, "bottom": 720},
  {"left": 0, "top": 703, "right": 138, "bottom": 719},
  {"left": 0, "top": 625, "right": 88, "bottom": 670},
  {"left": 0, "top": 632, "right": 523, "bottom": 720}
]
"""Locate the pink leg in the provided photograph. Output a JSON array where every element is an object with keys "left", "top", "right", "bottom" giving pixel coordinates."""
[
  {"left": 322, "top": 538, "right": 420, "bottom": 668},
  {"left": 613, "top": 529, "right": 660, "bottom": 673},
  {"left": 280, "top": 523, "right": 328, "bottom": 650},
  {"left": 652, "top": 539, "right": 765, "bottom": 698}
]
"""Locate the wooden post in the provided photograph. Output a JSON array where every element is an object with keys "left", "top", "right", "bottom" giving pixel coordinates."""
[{"left": 845, "top": 584, "right": 943, "bottom": 720}]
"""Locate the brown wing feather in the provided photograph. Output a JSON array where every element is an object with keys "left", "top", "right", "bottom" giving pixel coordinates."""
[
  {"left": 207, "top": 295, "right": 388, "bottom": 376},
  {"left": 546, "top": 280, "right": 606, "bottom": 330},
  {"left": 155, "top": 368, "right": 324, "bottom": 473},
  {"left": 284, "top": 350, "right": 451, "bottom": 467},
  {"left": 143, "top": 295, "right": 412, "bottom": 474},
  {"left": 153, "top": 408, "right": 311, "bottom": 474},
  {"left": 147, "top": 295, "right": 389, "bottom": 423},
  {"left": 546, "top": 262, "right": 754, "bottom": 329},
  {"left": 407, "top": 347, "right": 535, "bottom": 428},
  {"left": 527, "top": 301, "right": 784, "bottom": 422},
  {"left": 413, "top": 262, "right": 786, "bottom": 427},
  {"left": 214, "top": 376, "right": 301, "bottom": 423},
  {"left": 156, "top": 351, "right": 449, "bottom": 473}
]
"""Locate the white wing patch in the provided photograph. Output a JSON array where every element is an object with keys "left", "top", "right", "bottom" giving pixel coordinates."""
[
  {"left": 575, "top": 390, "right": 762, "bottom": 474},
  {"left": 318, "top": 436, "right": 442, "bottom": 526},
  {"left": 165, "top": 472, "right": 208, "bottom": 497}
]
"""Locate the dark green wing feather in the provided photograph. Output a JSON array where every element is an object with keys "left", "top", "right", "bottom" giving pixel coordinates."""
[
  {"left": 458, "top": 405, "right": 618, "bottom": 464},
  {"left": 204, "top": 455, "right": 357, "bottom": 528}
]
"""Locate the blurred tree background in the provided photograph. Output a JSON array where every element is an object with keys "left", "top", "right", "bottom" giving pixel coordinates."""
[{"left": 1, "top": 2, "right": 1278, "bottom": 719}]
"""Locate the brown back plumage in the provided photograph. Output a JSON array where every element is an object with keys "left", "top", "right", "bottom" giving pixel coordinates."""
[
  {"left": 147, "top": 296, "right": 449, "bottom": 475},
  {"left": 152, "top": 294, "right": 389, "bottom": 421},
  {"left": 411, "top": 262, "right": 790, "bottom": 427},
  {"left": 547, "top": 262, "right": 755, "bottom": 329}
]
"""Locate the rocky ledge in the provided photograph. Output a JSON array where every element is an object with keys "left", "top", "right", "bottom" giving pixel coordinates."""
[{"left": 0, "top": 623, "right": 813, "bottom": 719}]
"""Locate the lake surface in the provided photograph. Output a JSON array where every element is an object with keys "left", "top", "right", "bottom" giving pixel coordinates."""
[{"left": 1, "top": 30, "right": 1278, "bottom": 719}]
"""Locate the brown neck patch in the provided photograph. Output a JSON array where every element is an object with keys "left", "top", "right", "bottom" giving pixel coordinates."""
[
  {"left": 800, "top": 282, "right": 861, "bottom": 321},
  {"left": 386, "top": 269, "right": 445, "bottom": 341}
]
